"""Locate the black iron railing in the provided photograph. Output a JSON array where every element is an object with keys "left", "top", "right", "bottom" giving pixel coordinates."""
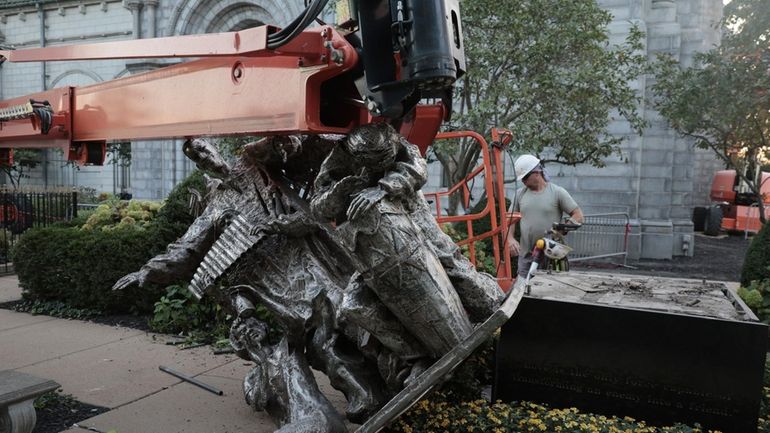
[{"left": 0, "top": 189, "right": 78, "bottom": 274}]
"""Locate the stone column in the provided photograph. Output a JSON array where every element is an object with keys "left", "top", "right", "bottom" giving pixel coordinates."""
[
  {"left": 123, "top": 0, "right": 143, "bottom": 39},
  {"left": 144, "top": 0, "right": 158, "bottom": 38}
]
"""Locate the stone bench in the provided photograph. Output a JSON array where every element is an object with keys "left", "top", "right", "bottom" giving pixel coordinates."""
[{"left": 0, "top": 370, "right": 60, "bottom": 433}]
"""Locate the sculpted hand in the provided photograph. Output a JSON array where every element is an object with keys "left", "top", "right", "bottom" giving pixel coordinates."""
[
  {"left": 112, "top": 270, "right": 148, "bottom": 291},
  {"left": 347, "top": 187, "right": 386, "bottom": 221},
  {"left": 333, "top": 175, "right": 368, "bottom": 195}
]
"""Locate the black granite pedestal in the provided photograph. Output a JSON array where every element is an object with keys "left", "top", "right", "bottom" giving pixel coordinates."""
[{"left": 494, "top": 274, "right": 768, "bottom": 433}]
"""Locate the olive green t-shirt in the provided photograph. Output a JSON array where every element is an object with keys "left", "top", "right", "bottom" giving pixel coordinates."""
[{"left": 511, "top": 183, "right": 578, "bottom": 253}]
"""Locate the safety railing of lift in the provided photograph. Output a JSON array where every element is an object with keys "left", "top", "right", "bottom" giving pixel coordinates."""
[
  {"left": 423, "top": 128, "right": 517, "bottom": 292},
  {"left": 567, "top": 212, "right": 630, "bottom": 266}
]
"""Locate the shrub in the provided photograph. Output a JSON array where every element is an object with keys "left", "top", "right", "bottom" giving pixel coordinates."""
[
  {"left": 12, "top": 223, "right": 171, "bottom": 313},
  {"left": 150, "top": 285, "right": 222, "bottom": 334},
  {"left": 738, "top": 274, "right": 770, "bottom": 323},
  {"left": 742, "top": 221, "right": 770, "bottom": 287},
  {"left": 442, "top": 223, "right": 495, "bottom": 275},
  {"left": 12, "top": 170, "right": 207, "bottom": 314},
  {"left": 80, "top": 199, "right": 162, "bottom": 231},
  {"left": 154, "top": 170, "right": 205, "bottom": 227}
]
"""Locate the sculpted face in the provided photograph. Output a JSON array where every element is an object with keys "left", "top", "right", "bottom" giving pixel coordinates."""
[
  {"left": 344, "top": 123, "right": 399, "bottom": 171},
  {"left": 183, "top": 138, "right": 230, "bottom": 177}
]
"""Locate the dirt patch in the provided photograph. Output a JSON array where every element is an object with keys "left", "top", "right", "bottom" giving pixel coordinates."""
[
  {"left": 572, "top": 233, "right": 752, "bottom": 283},
  {"left": 32, "top": 392, "right": 109, "bottom": 433}
]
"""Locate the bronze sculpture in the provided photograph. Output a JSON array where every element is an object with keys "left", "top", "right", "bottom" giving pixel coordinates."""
[{"left": 115, "top": 125, "right": 504, "bottom": 432}]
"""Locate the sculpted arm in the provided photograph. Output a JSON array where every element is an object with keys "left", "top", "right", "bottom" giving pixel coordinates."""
[
  {"left": 377, "top": 139, "right": 428, "bottom": 199},
  {"left": 113, "top": 215, "right": 218, "bottom": 290}
]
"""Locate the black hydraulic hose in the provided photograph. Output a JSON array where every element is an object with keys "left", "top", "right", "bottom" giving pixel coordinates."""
[
  {"left": 267, "top": 0, "right": 330, "bottom": 49},
  {"left": 268, "top": 0, "right": 325, "bottom": 47},
  {"left": 268, "top": 7, "right": 306, "bottom": 41}
]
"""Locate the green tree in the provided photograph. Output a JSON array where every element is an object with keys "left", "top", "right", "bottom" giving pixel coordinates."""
[
  {"left": 0, "top": 149, "right": 42, "bottom": 189},
  {"left": 435, "top": 0, "right": 647, "bottom": 213},
  {"left": 652, "top": 0, "right": 770, "bottom": 222}
]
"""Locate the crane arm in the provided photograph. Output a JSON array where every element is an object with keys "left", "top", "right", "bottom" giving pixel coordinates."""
[{"left": 0, "top": 0, "right": 465, "bottom": 164}]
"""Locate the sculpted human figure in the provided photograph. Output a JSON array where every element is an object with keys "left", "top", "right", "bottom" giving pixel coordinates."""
[
  {"left": 114, "top": 138, "right": 387, "bottom": 432},
  {"left": 309, "top": 123, "right": 503, "bottom": 365}
]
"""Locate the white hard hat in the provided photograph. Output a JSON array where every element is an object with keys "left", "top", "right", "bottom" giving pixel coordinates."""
[{"left": 514, "top": 154, "right": 540, "bottom": 182}]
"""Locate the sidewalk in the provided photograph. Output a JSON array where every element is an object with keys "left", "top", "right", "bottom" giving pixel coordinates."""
[{"left": 0, "top": 275, "right": 349, "bottom": 433}]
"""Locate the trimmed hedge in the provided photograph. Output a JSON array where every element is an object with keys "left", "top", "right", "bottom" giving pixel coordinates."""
[
  {"left": 12, "top": 170, "right": 206, "bottom": 314},
  {"left": 13, "top": 223, "right": 171, "bottom": 313},
  {"left": 742, "top": 221, "right": 770, "bottom": 287}
]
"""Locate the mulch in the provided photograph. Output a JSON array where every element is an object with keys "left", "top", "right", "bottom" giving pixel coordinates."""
[{"left": 34, "top": 400, "right": 109, "bottom": 433}]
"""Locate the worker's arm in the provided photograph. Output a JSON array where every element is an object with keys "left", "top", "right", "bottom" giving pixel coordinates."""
[
  {"left": 506, "top": 227, "right": 520, "bottom": 257},
  {"left": 567, "top": 207, "right": 584, "bottom": 225}
]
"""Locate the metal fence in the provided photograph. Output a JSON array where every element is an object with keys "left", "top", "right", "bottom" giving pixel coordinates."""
[
  {"left": 0, "top": 189, "right": 78, "bottom": 274},
  {"left": 567, "top": 212, "right": 630, "bottom": 266}
]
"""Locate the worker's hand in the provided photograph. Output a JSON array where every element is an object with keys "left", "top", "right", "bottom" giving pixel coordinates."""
[
  {"left": 112, "top": 270, "right": 148, "bottom": 291},
  {"left": 347, "top": 187, "right": 386, "bottom": 221},
  {"left": 509, "top": 238, "right": 520, "bottom": 257}
]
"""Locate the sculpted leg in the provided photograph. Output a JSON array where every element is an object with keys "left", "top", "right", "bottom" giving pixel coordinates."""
[
  {"left": 412, "top": 205, "right": 504, "bottom": 322},
  {"left": 263, "top": 339, "right": 348, "bottom": 433},
  {"left": 307, "top": 293, "right": 390, "bottom": 423},
  {"left": 231, "top": 318, "right": 346, "bottom": 433},
  {"left": 339, "top": 274, "right": 426, "bottom": 360}
]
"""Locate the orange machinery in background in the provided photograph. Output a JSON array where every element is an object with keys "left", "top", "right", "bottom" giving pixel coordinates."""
[{"left": 709, "top": 169, "right": 770, "bottom": 233}]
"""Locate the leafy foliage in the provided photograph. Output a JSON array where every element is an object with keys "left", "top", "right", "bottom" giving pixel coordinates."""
[
  {"left": 153, "top": 170, "right": 206, "bottom": 228},
  {"left": 215, "top": 136, "right": 258, "bottom": 162},
  {"left": 80, "top": 199, "right": 162, "bottom": 231},
  {"left": 11, "top": 299, "right": 102, "bottom": 320},
  {"left": 723, "top": 0, "right": 770, "bottom": 53},
  {"left": 34, "top": 390, "right": 77, "bottom": 410},
  {"left": 651, "top": 0, "right": 770, "bottom": 221},
  {"left": 738, "top": 222, "right": 770, "bottom": 321},
  {"left": 386, "top": 399, "right": 706, "bottom": 433},
  {"left": 0, "top": 149, "right": 42, "bottom": 189},
  {"left": 12, "top": 223, "right": 171, "bottom": 313},
  {"left": 435, "top": 0, "right": 647, "bottom": 212},
  {"left": 450, "top": 197, "right": 514, "bottom": 274},
  {"left": 150, "top": 285, "right": 222, "bottom": 333},
  {"left": 442, "top": 223, "right": 494, "bottom": 275},
  {"left": 742, "top": 222, "right": 770, "bottom": 286},
  {"left": 12, "top": 171, "right": 207, "bottom": 314}
]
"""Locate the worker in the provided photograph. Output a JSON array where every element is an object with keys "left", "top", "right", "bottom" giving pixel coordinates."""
[{"left": 506, "top": 154, "right": 584, "bottom": 277}]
